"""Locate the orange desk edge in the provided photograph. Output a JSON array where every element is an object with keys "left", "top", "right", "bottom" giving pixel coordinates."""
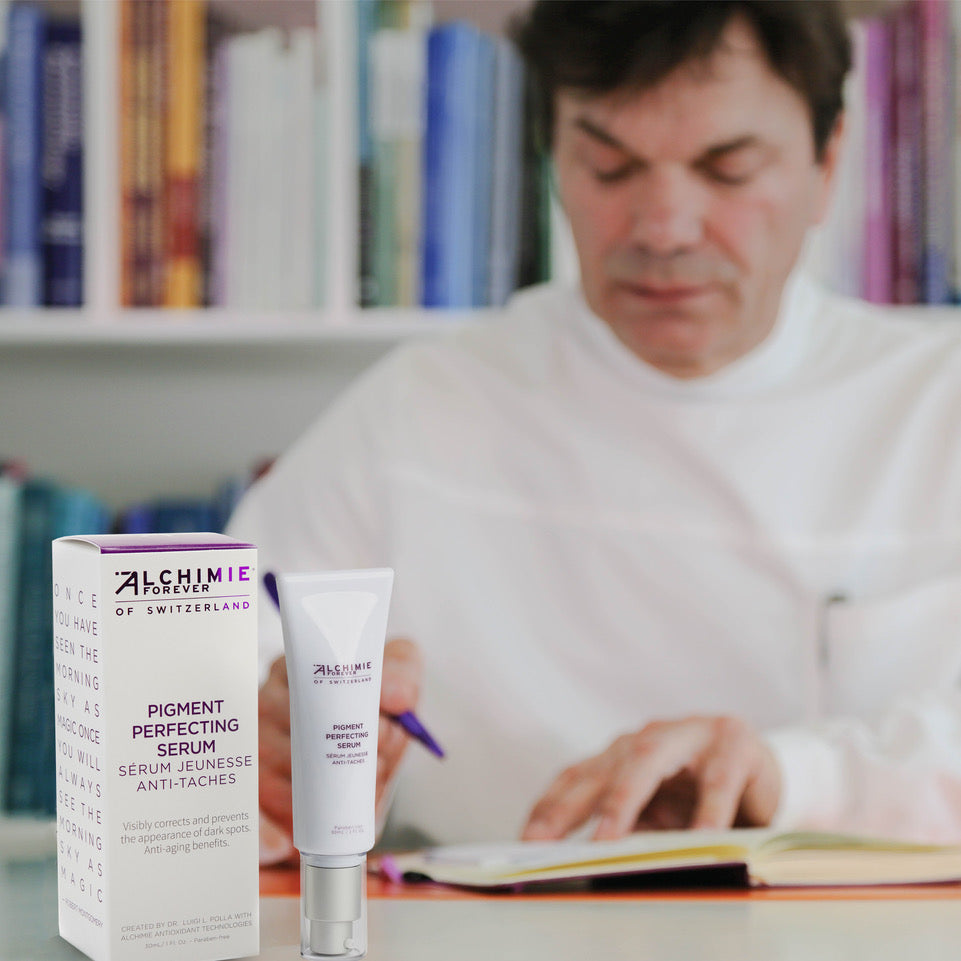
[{"left": 259, "top": 866, "right": 961, "bottom": 903}]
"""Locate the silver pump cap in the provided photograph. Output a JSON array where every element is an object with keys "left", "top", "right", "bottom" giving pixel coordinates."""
[{"left": 302, "top": 859, "right": 364, "bottom": 958}]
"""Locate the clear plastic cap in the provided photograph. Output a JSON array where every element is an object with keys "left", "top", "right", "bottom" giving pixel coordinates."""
[{"left": 300, "top": 854, "right": 367, "bottom": 959}]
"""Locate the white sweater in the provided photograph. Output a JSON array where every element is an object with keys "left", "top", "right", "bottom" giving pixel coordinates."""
[{"left": 228, "top": 276, "right": 961, "bottom": 845}]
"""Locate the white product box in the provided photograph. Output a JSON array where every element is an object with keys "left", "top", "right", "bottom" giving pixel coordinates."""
[{"left": 53, "top": 533, "right": 260, "bottom": 961}]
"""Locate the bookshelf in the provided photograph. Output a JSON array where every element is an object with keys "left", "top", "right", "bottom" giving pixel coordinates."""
[{"left": 0, "top": 0, "right": 528, "bottom": 509}]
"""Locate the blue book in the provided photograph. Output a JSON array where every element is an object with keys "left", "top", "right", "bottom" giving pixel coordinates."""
[
  {"left": 3, "top": 2, "right": 46, "bottom": 306},
  {"left": 41, "top": 19, "right": 84, "bottom": 306},
  {"left": 421, "top": 22, "right": 496, "bottom": 308},
  {"left": 468, "top": 36, "right": 495, "bottom": 308},
  {"left": 6, "top": 480, "right": 109, "bottom": 815},
  {"left": 0, "top": 471, "right": 23, "bottom": 814},
  {"left": 6, "top": 479, "right": 57, "bottom": 813}
]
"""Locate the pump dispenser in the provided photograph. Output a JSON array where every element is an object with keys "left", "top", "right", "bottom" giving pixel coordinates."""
[{"left": 301, "top": 855, "right": 367, "bottom": 958}]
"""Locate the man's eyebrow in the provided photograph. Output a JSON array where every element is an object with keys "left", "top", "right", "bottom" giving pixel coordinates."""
[
  {"left": 699, "top": 135, "right": 764, "bottom": 160},
  {"left": 572, "top": 116, "right": 632, "bottom": 152},
  {"left": 572, "top": 117, "right": 765, "bottom": 164}
]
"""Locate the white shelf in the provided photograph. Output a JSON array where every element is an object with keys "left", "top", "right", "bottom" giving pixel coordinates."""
[{"left": 0, "top": 308, "right": 488, "bottom": 347}]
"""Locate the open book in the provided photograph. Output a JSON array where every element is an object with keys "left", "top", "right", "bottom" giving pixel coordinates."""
[{"left": 382, "top": 829, "right": 961, "bottom": 889}]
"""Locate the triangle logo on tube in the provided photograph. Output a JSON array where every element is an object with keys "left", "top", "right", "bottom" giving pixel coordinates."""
[{"left": 301, "top": 591, "right": 378, "bottom": 664}]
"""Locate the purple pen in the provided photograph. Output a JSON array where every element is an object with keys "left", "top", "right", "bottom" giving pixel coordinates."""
[{"left": 263, "top": 571, "right": 444, "bottom": 759}]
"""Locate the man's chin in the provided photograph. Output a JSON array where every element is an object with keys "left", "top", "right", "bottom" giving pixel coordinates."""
[{"left": 608, "top": 319, "right": 730, "bottom": 378}]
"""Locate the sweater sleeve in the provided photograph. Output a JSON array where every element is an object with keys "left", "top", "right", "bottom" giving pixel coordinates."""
[{"left": 766, "top": 689, "right": 961, "bottom": 842}]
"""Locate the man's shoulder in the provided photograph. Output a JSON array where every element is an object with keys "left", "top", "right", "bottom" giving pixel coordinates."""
[
  {"left": 818, "top": 287, "right": 961, "bottom": 374},
  {"left": 382, "top": 282, "right": 578, "bottom": 382}
]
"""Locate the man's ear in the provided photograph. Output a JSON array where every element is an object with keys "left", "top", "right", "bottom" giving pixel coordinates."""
[{"left": 812, "top": 113, "right": 845, "bottom": 226}]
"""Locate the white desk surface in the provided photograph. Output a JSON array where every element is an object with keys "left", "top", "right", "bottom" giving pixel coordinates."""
[{"left": 4, "top": 854, "right": 961, "bottom": 961}]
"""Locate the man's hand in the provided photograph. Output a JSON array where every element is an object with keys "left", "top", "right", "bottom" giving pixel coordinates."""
[
  {"left": 522, "top": 716, "right": 781, "bottom": 841},
  {"left": 257, "top": 639, "right": 423, "bottom": 863},
  {"left": 376, "top": 638, "right": 423, "bottom": 814}
]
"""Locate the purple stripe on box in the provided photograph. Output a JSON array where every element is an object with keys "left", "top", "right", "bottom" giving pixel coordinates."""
[{"left": 62, "top": 533, "right": 255, "bottom": 553}]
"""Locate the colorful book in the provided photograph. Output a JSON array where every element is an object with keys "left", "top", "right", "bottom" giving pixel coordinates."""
[
  {"left": 860, "top": 16, "right": 893, "bottom": 304},
  {"left": 207, "top": 33, "right": 229, "bottom": 306},
  {"left": 370, "top": 26, "right": 426, "bottom": 307},
  {"left": 222, "top": 27, "right": 284, "bottom": 308},
  {"left": 355, "top": 0, "right": 378, "bottom": 307},
  {"left": 515, "top": 73, "right": 552, "bottom": 292},
  {"left": 3, "top": 1, "right": 46, "bottom": 306},
  {"left": 124, "top": 0, "right": 166, "bottom": 307},
  {"left": 0, "top": 0, "right": 9, "bottom": 295},
  {"left": 163, "top": 0, "right": 205, "bottom": 307},
  {"left": 421, "top": 21, "right": 496, "bottom": 308},
  {"left": 918, "top": 0, "right": 953, "bottom": 304},
  {"left": 487, "top": 36, "right": 525, "bottom": 307},
  {"left": 890, "top": 1, "right": 923, "bottom": 305},
  {"left": 41, "top": 18, "right": 83, "bottom": 307},
  {"left": 6, "top": 479, "right": 58, "bottom": 813},
  {"left": 6, "top": 480, "right": 109, "bottom": 815},
  {"left": 117, "top": 0, "right": 135, "bottom": 307},
  {"left": 0, "top": 468, "right": 22, "bottom": 813}
]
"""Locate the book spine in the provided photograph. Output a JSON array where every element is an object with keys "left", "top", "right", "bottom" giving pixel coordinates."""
[
  {"left": 163, "top": 0, "right": 205, "bottom": 307},
  {"left": 0, "top": 472, "right": 22, "bottom": 813},
  {"left": 420, "top": 24, "right": 452, "bottom": 307},
  {"left": 891, "top": 2, "right": 922, "bottom": 305},
  {"left": 147, "top": 0, "right": 167, "bottom": 306},
  {"left": 208, "top": 35, "right": 229, "bottom": 306},
  {"left": 861, "top": 16, "right": 893, "bottom": 305},
  {"left": 6, "top": 481, "right": 55, "bottom": 812},
  {"left": 356, "top": 0, "right": 378, "bottom": 307},
  {"left": 118, "top": 0, "right": 135, "bottom": 306},
  {"left": 444, "top": 25, "right": 481, "bottom": 308},
  {"left": 488, "top": 38, "right": 525, "bottom": 307},
  {"left": 422, "top": 22, "right": 494, "bottom": 309},
  {"left": 918, "top": 0, "right": 953, "bottom": 304},
  {"left": 282, "top": 28, "right": 316, "bottom": 310},
  {"left": 3, "top": 2, "right": 46, "bottom": 306},
  {"left": 370, "top": 27, "right": 425, "bottom": 307},
  {"left": 41, "top": 19, "right": 84, "bottom": 307},
  {"left": 468, "top": 32, "right": 495, "bottom": 308},
  {"left": 129, "top": 0, "right": 153, "bottom": 305},
  {"left": 516, "top": 71, "right": 551, "bottom": 291}
]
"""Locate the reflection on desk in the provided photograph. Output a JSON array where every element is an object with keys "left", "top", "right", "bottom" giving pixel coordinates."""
[{"left": 4, "top": 856, "right": 961, "bottom": 961}]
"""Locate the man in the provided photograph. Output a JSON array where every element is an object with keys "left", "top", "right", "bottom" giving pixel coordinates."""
[{"left": 230, "top": 1, "right": 961, "bottom": 861}]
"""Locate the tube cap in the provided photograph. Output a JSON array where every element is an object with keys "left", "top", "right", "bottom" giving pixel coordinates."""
[{"left": 300, "top": 855, "right": 367, "bottom": 958}]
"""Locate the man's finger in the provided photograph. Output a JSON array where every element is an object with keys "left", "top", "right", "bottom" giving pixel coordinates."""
[
  {"left": 259, "top": 765, "right": 294, "bottom": 836},
  {"left": 523, "top": 762, "right": 610, "bottom": 840},
  {"left": 259, "top": 659, "right": 291, "bottom": 734},
  {"left": 258, "top": 718, "right": 292, "bottom": 778},
  {"left": 591, "top": 720, "right": 714, "bottom": 839},
  {"left": 380, "top": 638, "right": 422, "bottom": 716},
  {"left": 688, "top": 718, "right": 755, "bottom": 829}
]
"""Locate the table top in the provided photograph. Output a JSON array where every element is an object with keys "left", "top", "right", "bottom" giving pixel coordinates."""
[{"left": 5, "top": 854, "right": 961, "bottom": 961}]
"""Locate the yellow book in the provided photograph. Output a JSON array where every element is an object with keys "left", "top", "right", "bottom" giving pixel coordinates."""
[
  {"left": 164, "top": 0, "right": 205, "bottom": 307},
  {"left": 384, "top": 829, "right": 961, "bottom": 890}
]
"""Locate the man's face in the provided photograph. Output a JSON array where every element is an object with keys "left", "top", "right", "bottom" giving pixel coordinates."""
[{"left": 553, "top": 17, "right": 841, "bottom": 379}]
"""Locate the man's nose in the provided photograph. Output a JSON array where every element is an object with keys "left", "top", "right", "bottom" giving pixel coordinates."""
[{"left": 627, "top": 168, "right": 704, "bottom": 254}]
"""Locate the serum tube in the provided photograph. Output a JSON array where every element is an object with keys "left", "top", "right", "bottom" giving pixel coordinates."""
[{"left": 277, "top": 568, "right": 394, "bottom": 959}]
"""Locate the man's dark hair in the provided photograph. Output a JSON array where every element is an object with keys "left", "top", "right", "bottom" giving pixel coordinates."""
[{"left": 512, "top": 1, "right": 852, "bottom": 161}]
